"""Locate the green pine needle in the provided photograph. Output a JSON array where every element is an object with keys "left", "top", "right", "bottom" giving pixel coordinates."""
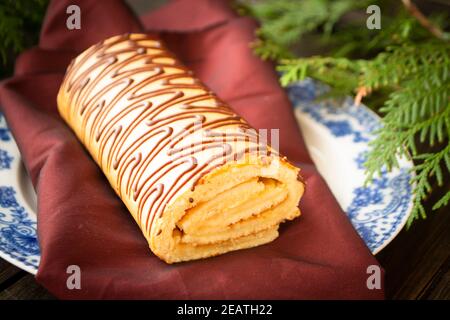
[{"left": 0, "top": 0, "right": 48, "bottom": 66}]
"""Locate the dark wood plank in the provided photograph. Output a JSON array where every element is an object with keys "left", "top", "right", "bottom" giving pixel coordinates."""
[
  {"left": 420, "top": 256, "right": 450, "bottom": 299},
  {"left": 0, "top": 259, "right": 24, "bottom": 288},
  {"left": 0, "top": 273, "right": 54, "bottom": 300},
  {"left": 376, "top": 184, "right": 450, "bottom": 299}
]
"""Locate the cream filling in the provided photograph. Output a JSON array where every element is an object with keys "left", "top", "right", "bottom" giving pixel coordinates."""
[
  {"left": 149, "top": 159, "right": 303, "bottom": 263},
  {"left": 175, "top": 177, "right": 288, "bottom": 245}
]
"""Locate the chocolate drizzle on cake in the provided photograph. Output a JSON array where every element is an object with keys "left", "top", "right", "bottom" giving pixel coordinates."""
[{"left": 59, "top": 34, "right": 277, "bottom": 235}]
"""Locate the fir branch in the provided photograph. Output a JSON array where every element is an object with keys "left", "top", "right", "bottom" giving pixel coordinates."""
[
  {"left": 277, "top": 56, "right": 364, "bottom": 96},
  {"left": 433, "top": 190, "right": 450, "bottom": 210},
  {"left": 242, "top": 0, "right": 450, "bottom": 225},
  {"left": 0, "top": 0, "right": 48, "bottom": 66},
  {"left": 401, "top": 0, "right": 449, "bottom": 40},
  {"left": 251, "top": 38, "right": 294, "bottom": 61},
  {"left": 239, "top": 0, "right": 370, "bottom": 59},
  {"left": 408, "top": 143, "right": 450, "bottom": 225}
]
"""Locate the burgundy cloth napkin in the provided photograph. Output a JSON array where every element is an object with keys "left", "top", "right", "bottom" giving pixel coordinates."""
[{"left": 0, "top": 0, "right": 384, "bottom": 299}]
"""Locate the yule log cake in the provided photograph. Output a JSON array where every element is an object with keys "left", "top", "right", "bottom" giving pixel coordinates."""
[{"left": 57, "top": 33, "right": 304, "bottom": 263}]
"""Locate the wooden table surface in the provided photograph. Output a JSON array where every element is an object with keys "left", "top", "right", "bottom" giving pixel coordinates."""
[{"left": 0, "top": 190, "right": 448, "bottom": 300}]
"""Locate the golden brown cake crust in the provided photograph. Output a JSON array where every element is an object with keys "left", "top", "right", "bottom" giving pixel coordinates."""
[{"left": 57, "top": 33, "right": 304, "bottom": 263}]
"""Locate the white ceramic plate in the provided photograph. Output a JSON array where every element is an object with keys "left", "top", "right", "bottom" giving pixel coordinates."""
[
  {"left": 288, "top": 79, "right": 413, "bottom": 254},
  {"left": 0, "top": 79, "right": 414, "bottom": 274},
  {"left": 0, "top": 112, "right": 39, "bottom": 274}
]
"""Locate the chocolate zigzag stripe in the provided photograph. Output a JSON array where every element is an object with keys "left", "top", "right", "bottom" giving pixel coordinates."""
[{"left": 59, "top": 33, "right": 276, "bottom": 235}]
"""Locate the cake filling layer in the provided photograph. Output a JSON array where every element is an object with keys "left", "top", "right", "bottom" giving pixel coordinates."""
[{"left": 176, "top": 177, "right": 288, "bottom": 245}]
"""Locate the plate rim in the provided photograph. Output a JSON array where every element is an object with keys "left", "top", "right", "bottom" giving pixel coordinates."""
[
  {"left": 346, "top": 97, "right": 415, "bottom": 255},
  {"left": 0, "top": 113, "right": 39, "bottom": 275}
]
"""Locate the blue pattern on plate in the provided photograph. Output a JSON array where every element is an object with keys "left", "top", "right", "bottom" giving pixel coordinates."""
[
  {"left": 0, "top": 113, "right": 11, "bottom": 142},
  {"left": 287, "top": 79, "right": 412, "bottom": 252},
  {"left": 0, "top": 112, "right": 40, "bottom": 272},
  {"left": 0, "top": 187, "right": 40, "bottom": 268},
  {"left": 0, "top": 149, "right": 13, "bottom": 170},
  {"left": 0, "top": 129, "right": 11, "bottom": 142},
  {"left": 0, "top": 114, "right": 13, "bottom": 170}
]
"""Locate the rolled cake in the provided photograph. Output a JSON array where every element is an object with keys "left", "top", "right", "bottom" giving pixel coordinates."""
[{"left": 57, "top": 33, "right": 304, "bottom": 263}]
